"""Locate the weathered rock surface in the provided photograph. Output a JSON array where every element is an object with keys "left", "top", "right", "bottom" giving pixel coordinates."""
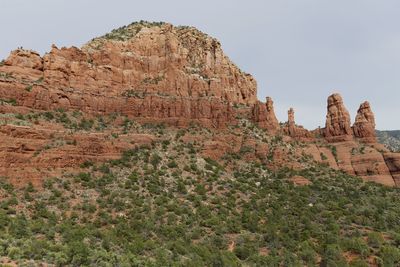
[
  {"left": 353, "top": 101, "right": 377, "bottom": 143},
  {"left": 0, "top": 22, "right": 257, "bottom": 128},
  {"left": 306, "top": 94, "right": 398, "bottom": 186},
  {"left": 284, "top": 108, "right": 313, "bottom": 141},
  {"left": 0, "top": 123, "right": 155, "bottom": 186},
  {"left": 324, "top": 93, "right": 353, "bottom": 142},
  {"left": 251, "top": 97, "right": 279, "bottom": 133},
  {"left": 0, "top": 21, "right": 400, "bottom": 187},
  {"left": 301, "top": 141, "right": 396, "bottom": 186}
]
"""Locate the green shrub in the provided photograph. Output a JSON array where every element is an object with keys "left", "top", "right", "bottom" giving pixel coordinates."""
[
  {"left": 379, "top": 246, "right": 400, "bottom": 266},
  {"left": 367, "top": 232, "right": 384, "bottom": 249}
]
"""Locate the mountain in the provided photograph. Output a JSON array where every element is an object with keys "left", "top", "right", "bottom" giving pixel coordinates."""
[
  {"left": 0, "top": 21, "right": 400, "bottom": 266},
  {"left": 376, "top": 130, "right": 400, "bottom": 152}
]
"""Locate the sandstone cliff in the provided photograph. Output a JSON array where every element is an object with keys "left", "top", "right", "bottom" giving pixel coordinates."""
[
  {"left": 0, "top": 21, "right": 399, "bottom": 187},
  {"left": 0, "top": 22, "right": 257, "bottom": 128}
]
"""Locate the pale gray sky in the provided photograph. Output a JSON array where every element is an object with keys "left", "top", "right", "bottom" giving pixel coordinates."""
[{"left": 1, "top": 0, "right": 399, "bottom": 130}]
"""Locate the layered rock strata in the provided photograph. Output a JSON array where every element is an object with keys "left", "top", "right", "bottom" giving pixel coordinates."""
[
  {"left": 0, "top": 22, "right": 399, "bottom": 187},
  {"left": 0, "top": 22, "right": 257, "bottom": 128}
]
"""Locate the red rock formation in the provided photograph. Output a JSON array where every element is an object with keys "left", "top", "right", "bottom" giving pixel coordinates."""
[
  {"left": 284, "top": 107, "right": 313, "bottom": 140},
  {"left": 301, "top": 140, "right": 398, "bottom": 186},
  {"left": 4, "top": 49, "right": 43, "bottom": 72},
  {"left": 353, "top": 101, "right": 377, "bottom": 143},
  {"left": 0, "top": 123, "right": 156, "bottom": 187},
  {"left": 251, "top": 97, "right": 279, "bottom": 133},
  {"left": 0, "top": 22, "right": 258, "bottom": 128},
  {"left": 324, "top": 93, "right": 353, "bottom": 142},
  {"left": 1, "top": 21, "right": 400, "bottom": 188}
]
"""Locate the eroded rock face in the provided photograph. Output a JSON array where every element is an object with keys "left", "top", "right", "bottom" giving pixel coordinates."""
[
  {"left": 251, "top": 97, "right": 279, "bottom": 133},
  {"left": 300, "top": 141, "right": 397, "bottom": 186},
  {"left": 353, "top": 101, "right": 377, "bottom": 143},
  {"left": 1, "top": 21, "right": 400, "bottom": 188},
  {"left": 4, "top": 49, "right": 43, "bottom": 71},
  {"left": 324, "top": 93, "right": 352, "bottom": 142},
  {"left": 0, "top": 22, "right": 258, "bottom": 128},
  {"left": 0, "top": 123, "right": 156, "bottom": 187},
  {"left": 284, "top": 108, "right": 312, "bottom": 140}
]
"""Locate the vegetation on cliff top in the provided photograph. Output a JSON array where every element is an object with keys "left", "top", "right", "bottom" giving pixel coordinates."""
[
  {"left": 93, "top": 21, "right": 166, "bottom": 42},
  {"left": 84, "top": 20, "right": 214, "bottom": 50}
]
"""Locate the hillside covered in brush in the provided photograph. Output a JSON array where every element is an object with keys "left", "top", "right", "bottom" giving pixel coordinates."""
[
  {"left": 0, "top": 21, "right": 400, "bottom": 266},
  {"left": 0, "top": 118, "right": 399, "bottom": 266}
]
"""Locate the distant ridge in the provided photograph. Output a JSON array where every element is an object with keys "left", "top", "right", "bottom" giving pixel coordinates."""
[{"left": 377, "top": 130, "right": 400, "bottom": 152}]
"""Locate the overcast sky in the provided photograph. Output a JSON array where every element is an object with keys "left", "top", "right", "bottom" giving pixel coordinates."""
[{"left": 1, "top": 0, "right": 399, "bottom": 130}]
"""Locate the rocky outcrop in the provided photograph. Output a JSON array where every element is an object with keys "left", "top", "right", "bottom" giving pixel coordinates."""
[
  {"left": 251, "top": 97, "right": 279, "bottom": 133},
  {"left": 301, "top": 141, "right": 397, "bottom": 186},
  {"left": 323, "top": 94, "right": 378, "bottom": 143},
  {"left": 324, "top": 93, "right": 353, "bottom": 142},
  {"left": 4, "top": 49, "right": 43, "bottom": 72},
  {"left": 314, "top": 94, "right": 398, "bottom": 186},
  {"left": 0, "top": 22, "right": 258, "bottom": 128},
  {"left": 284, "top": 108, "right": 312, "bottom": 140},
  {"left": 1, "top": 21, "right": 400, "bottom": 188},
  {"left": 0, "top": 123, "right": 156, "bottom": 187},
  {"left": 353, "top": 101, "right": 377, "bottom": 143}
]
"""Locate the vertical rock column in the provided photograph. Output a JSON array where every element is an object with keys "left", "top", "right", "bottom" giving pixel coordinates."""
[
  {"left": 285, "top": 107, "right": 312, "bottom": 140},
  {"left": 287, "top": 108, "right": 295, "bottom": 136},
  {"left": 251, "top": 97, "right": 279, "bottom": 133},
  {"left": 353, "top": 101, "right": 377, "bottom": 143},
  {"left": 324, "top": 93, "right": 353, "bottom": 142}
]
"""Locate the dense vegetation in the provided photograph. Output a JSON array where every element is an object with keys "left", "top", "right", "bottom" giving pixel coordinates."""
[{"left": 0, "top": 117, "right": 400, "bottom": 267}]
